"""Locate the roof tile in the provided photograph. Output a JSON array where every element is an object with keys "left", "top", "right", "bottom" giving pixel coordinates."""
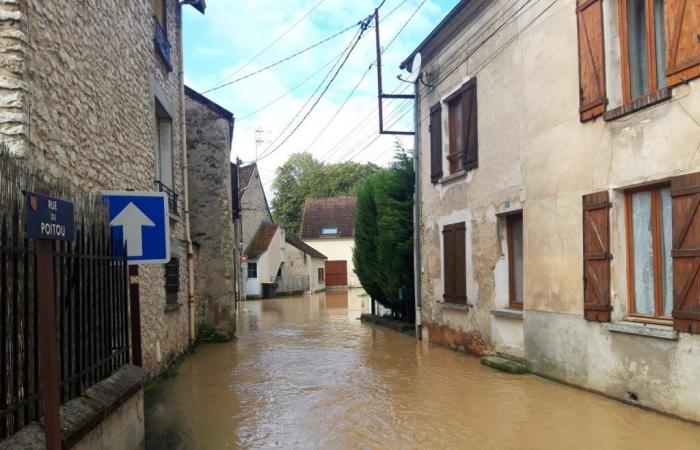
[{"left": 300, "top": 196, "right": 356, "bottom": 239}]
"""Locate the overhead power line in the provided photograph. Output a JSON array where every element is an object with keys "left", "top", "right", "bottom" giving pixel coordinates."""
[
  {"left": 255, "top": 17, "right": 373, "bottom": 162},
  {"left": 212, "top": 0, "right": 327, "bottom": 87},
  {"left": 200, "top": 21, "right": 361, "bottom": 95}
]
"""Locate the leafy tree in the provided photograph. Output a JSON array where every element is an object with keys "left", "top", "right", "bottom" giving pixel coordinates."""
[
  {"left": 271, "top": 152, "right": 380, "bottom": 233},
  {"left": 353, "top": 152, "right": 415, "bottom": 320}
]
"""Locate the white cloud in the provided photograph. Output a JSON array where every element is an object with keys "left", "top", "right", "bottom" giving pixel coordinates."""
[{"left": 183, "top": 0, "right": 458, "bottom": 196}]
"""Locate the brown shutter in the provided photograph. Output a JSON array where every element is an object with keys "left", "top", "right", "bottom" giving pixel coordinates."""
[
  {"left": 430, "top": 104, "right": 443, "bottom": 183},
  {"left": 671, "top": 172, "right": 700, "bottom": 333},
  {"left": 462, "top": 80, "right": 478, "bottom": 171},
  {"left": 443, "top": 224, "right": 454, "bottom": 303},
  {"left": 454, "top": 222, "right": 467, "bottom": 304},
  {"left": 665, "top": 0, "right": 700, "bottom": 87},
  {"left": 576, "top": 0, "right": 607, "bottom": 122},
  {"left": 582, "top": 191, "right": 612, "bottom": 321}
]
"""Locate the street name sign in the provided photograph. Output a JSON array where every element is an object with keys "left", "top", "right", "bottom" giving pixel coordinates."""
[
  {"left": 103, "top": 191, "right": 170, "bottom": 265},
  {"left": 24, "top": 191, "right": 75, "bottom": 241}
]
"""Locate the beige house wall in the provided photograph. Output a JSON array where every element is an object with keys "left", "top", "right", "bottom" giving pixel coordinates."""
[
  {"left": 0, "top": 0, "right": 192, "bottom": 374},
  {"left": 415, "top": 0, "right": 700, "bottom": 421},
  {"left": 285, "top": 244, "right": 326, "bottom": 293},
  {"left": 304, "top": 238, "right": 360, "bottom": 287}
]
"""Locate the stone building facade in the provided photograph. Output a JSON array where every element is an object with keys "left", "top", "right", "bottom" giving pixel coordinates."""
[
  {"left": 238, "top": 162, "right": 272, "bottom": 251},
  {"left": 185, "top": 86, "right": 237, "bottom": 335},
  {"left": 405, "top": 0, "right": 700, "bottom": 421},
  {"left": 0, "top": 0, "right": 203, "bottom": 374}
]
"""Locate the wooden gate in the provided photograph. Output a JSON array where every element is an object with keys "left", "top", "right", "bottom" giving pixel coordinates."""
[{"left": 325, "top": 260, "right": 348, "bottom": 287}]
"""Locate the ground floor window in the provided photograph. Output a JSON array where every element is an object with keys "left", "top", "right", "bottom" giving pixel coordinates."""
[
  {"left": 507, "top": 213, "right": 524, "bottom": 309},
  {"left": 165, "top": 257, "right": 179, "bottom": 303},
  {"left": 443, "top": 222, "right": 466, "bottom": 304},
  {"left": 625, "top": 185, "right": 673, "bottom": 319},
  {"left": 247, "top": 262, "right": 258, "bottom": 279},
  {"left": 318, "top": 267, "right": 324, "bottom": 282}
]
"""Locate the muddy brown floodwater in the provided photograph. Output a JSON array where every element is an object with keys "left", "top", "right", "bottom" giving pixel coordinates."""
[{"left": 145, "top": 289, "right": 700, "bottom": 449}]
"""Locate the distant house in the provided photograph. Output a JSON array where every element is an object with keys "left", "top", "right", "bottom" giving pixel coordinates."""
[
  {"left": 244, "top": 222, "right": 284, "bottom": 299},
  {"left": 238, "top": 162, "right": 272, "bottom": 252},
  {"left": 284, "top": 233, "right": 327, "bottom": 294},
  {"left": 300, "top": 197, "right": 359, "bottom": 288}
]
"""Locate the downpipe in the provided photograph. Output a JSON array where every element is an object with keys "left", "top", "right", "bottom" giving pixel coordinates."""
[
  {"left": 179, "top": 4, "right": 197, "bottom": 344},
  {"left": 412, "top": 80, "right": 422, "bottom": 340}
]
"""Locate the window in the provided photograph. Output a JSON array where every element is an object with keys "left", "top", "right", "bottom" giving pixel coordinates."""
[
  {"left": 429, "top": 104, "right": 443, "bottom": 183},
  {"left": 153, "top": 0, "right": 166, "bottom": 32},
  {"left": 445, "top": 78, "right": 477, "bottom": 175},
  {"left": 165, "top": 257, "right": 179, "bottom": 303},
  {"left": 321, "top": 227, "right": 338, "bottom": 235},
  {"left": 318, "top": 267, "right": 325, "bottom": 282},
  {"left": 247, "top": 262, "right": 258, "bottom": 279},
  {"left": 507, "top": 213, "right": 524, "bottom": 309},
  {"left": 625, "top": 185, "right": 673, "bottom": 319},
  {"left": 155, "top": 100, "right": 177, "bottom": 215},
  {"left": 619, "top": 0, "right": 666, "bottom": 102},
  {"left": 443, "top": 222, "right": 466, "bottom": 305}
]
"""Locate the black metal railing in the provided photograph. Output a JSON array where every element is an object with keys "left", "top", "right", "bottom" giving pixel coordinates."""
[
  {"left": 0, "top": 203, "right": 130, "bottom": 439},
  {"left": 153, "top": 19, "right": 172, "bottom": 71},
  {"left": 155, "top": 180, "right": 178, "bottom": 216}
]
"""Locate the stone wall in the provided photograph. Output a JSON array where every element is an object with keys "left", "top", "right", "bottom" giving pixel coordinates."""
[
  {"left": 240, "top": 166, "right": 272, "bottom": 251},
  {"left": 414, "top": 0, "right": 700, "bottom": 421},
  {"left": 0, "top": 0, "right": 192, "bottom": 374},
  {"left": 185, "top": 89, "right": 237, "bottom": 333}
]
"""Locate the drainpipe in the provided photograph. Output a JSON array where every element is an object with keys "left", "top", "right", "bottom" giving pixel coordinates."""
[
  {"left": 412, "top": 80, "right": 422, "bottom": 340},
  {"left": 178, "top": 4, "right": 196, "bottom": 344}
]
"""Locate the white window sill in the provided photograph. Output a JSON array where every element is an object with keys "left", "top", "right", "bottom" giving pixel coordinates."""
[
  {"left": 438, "top": 170, "right": 467, "bottom": 184},
  {"left": 441, "top": 302, "right": 471, "bottom": 311},
  {"left": 490, "top": 308, "right": 523, "bottom": 320},
  {"left": 602, "top": 321, "right": 679, "bottom": 341}
]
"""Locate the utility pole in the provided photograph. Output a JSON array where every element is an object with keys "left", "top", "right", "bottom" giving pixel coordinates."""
[{"left": 255, "top": 127, "right": 264, "bottom": 161}]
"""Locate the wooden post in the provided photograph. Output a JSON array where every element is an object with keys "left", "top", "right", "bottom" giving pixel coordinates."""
[
  {"left": 128, "top": 265, "right": 142, "bottom": 367},
  {"left": 36, "top": 240, "right": 61, "bottom": 450}
]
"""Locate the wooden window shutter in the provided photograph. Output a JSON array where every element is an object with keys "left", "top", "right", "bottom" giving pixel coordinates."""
[
  {"left": 430, "top": 104, "right": 443, "bottom": 183},
  {"left": 443, "top": 224, "right": 454, "bottom": 303},
  {"left": 582, "top": 191, "right": 612, "bottom": 321},
  {"left": 576, "top": 0, "right": 607, "bottom": 122},
  {"left": 462, "top": 81, "right": 478, "bottom": 171},
  {"left": 671, "top": 172, "right": 700, "bottom": 333},
  {"left": 454, "top": 222, "right": 467, "bottom": 304},
  {"left": 664, "top": 0, "right": 700, "bottom": 87}
]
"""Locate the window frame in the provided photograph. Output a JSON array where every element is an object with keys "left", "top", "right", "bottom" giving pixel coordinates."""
[
  {"left": 618, "top": 0, "right": 665, "bottom": 104},
  {"left": 318, "top": 267, "right": 325, "bottom": 282},
  {"left": 506, "top": 212, "right": 524, "bottom": 310},
  {"left": 442, "top": 222, "right": 467, "bottom": 306},
  {"left": 443, "top": 78, "right": 477, "bottom": 176},
  {"left": 165, "top": 257, "right": 179, "bottom": 304},
  {"left": 624, "top": 182, "right": 673, "bottom": 322},
  {"left": 247, "top": 262, "right": 258, "bottom": 279},
  {"left": 154, "top": 0, "right": 167, "bottom": 34}
]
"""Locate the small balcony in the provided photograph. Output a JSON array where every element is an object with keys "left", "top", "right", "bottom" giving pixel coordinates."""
[
  {"left": 153, "top": 19, "right": 173, "bottom": 71},
  {"left": 155, "top": 180, "right": 178, "bottom": 216}
]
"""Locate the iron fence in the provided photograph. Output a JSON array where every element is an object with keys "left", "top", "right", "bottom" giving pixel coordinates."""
[{"left": 0, "top": 202, "right": 130, "bottom": 439}]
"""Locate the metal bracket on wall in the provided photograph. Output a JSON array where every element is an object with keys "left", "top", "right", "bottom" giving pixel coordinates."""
[{"left": 374, "top": 7, "right": 415, "bottom": 136}]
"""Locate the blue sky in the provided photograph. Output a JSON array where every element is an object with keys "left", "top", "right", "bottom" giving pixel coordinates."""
[{"left": 183, "top": 0, "right": 459, "bottom": 191}]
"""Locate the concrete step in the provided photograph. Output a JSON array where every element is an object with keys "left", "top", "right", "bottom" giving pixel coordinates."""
[{"left": 481, "top": 356, "right": 528, "bottom": 374}]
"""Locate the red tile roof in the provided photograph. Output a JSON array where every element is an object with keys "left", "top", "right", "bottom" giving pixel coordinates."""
[
  {"left": 244, "top": 223, "right": 279, "bottom": 258},
  {"left": 285, "top": 233, "right": 327, "bottom": 259},
  {"left": 300, "top": 197, "right": 356, "bottom": 239}
]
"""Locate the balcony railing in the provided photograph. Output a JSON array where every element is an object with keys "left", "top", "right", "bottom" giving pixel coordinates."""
[
  {"left": 155, "top": 180, "right": 179, "bottom": 216},
  {"left": 153, "top": 19, "right": 173, "bottom": 71}
]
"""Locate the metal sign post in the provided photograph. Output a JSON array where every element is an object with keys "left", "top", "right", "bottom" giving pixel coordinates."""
[
  {"left": 102, "top": 191, "right": 170, "bottom": 367},
  {"left": 24, "top": 191, "right": 75, "bottom": 450}
]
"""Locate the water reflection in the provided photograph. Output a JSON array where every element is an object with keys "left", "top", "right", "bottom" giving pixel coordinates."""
[{"left": 145, "top": 289, "right": 700, "bottom": 449}]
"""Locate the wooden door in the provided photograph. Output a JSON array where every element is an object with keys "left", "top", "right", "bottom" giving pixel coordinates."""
[{"left": 325, "top": 260, "right": 348, "bottom": 287}]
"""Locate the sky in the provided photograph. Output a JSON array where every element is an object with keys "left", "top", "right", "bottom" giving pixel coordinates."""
[{"left": 182, "top": 0, "right": 460, "bottom": 193}]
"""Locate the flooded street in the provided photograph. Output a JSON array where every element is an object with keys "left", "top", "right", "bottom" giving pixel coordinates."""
[{"left": 145, "top": 290, "right": 700, "bottom": 449}]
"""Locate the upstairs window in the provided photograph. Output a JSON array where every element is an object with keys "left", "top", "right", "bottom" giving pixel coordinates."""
[
  {"left": 445, "top": 78, "right": 478, "bottom": 175},
  {"left": 620, "top": 0, "right": 666, "bottom": 102},
  {"left": 153, "top": 0, "right": 167, "bottom": 33},
  {"left": 321, "top": 227, "right": 338, "bottom": 236}
]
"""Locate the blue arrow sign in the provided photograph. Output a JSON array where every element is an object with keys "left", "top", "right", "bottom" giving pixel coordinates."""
[{"left": 103, "top": 191, "right": 170, "bottom": 265}]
